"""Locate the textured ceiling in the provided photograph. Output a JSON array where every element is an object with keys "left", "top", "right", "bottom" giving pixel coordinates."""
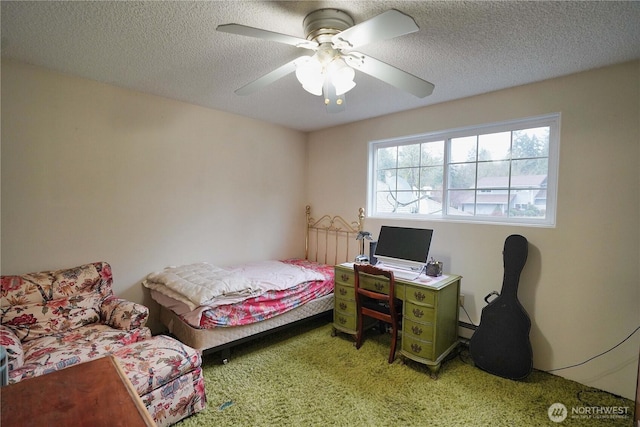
[{"left": 2, "top": 1, "right": 640, "bottom": 132}]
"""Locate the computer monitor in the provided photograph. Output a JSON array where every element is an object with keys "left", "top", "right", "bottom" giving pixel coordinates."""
[{"left": 373, "top": 226, "right": 433, "bottom": 271}]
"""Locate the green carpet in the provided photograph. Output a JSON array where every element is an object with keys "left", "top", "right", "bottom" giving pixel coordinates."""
[{"left": 176, "top": 318, "right": 634, "bottom": 426}]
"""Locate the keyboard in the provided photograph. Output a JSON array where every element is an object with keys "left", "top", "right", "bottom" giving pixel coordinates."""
[{"left": 387, "top": 268, "right": 422, "bottom": 281}]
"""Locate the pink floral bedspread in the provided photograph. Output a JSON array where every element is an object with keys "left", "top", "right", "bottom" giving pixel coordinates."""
[{"left": 184, "top": 259, "right": 334, "bottom": 329}]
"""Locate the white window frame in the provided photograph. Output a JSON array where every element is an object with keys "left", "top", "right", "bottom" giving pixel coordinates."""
[{"left": 367, "top": 113, "right": 561, "bottom": 227}]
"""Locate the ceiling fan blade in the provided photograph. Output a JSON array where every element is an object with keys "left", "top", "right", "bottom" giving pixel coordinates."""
[
  {"left": 332, "top": 9, "right": 419, "bottom": 50},
  {"left": 345, "top": 52, "right": 434, "bottom": 98},
  {"left": 217, "top": 24, "right": 318, "bottom": 49},
  {"left": 235, "top": 57, "right": 308, "bottom": 95}
]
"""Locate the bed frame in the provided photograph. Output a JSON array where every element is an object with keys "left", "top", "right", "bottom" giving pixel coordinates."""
[{"left": 159, "top": 205, "right": 364, "bottom": 363}]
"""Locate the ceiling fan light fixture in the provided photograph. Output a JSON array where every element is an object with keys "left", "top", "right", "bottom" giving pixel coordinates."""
[
  {"left": 219, "top": 8, "right": 435, "bottom": 109},
  {"left": 295, "top": 56, "right": 324, "bottom": 95},
  {"left": 302, "top": 81, "right": 323, "bottom": 96},
  {"left": 328, "top": 58, "right": 356, "bottom": 95}
]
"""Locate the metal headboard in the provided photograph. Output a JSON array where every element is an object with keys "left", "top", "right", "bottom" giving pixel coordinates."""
[{"left": 305, "top": 205, "right": 365, "bottom": 265}]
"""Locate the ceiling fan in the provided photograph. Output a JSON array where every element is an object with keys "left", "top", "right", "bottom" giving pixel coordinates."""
[{"left": 217, "top": 9, "right": 434, "bottom": 112}]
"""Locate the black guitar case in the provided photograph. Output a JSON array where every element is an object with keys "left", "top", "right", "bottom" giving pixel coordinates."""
[{"left": 469, "top": 234, "right": 533, "bottom": 380}]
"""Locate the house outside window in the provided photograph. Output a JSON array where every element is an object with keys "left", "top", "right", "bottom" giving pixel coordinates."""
[{"left": 367, "top": 113, "right": 560, "bottom": 227}]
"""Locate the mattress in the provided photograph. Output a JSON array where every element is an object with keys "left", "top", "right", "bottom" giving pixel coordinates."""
[
  {"left": 151, "top": 259, "right": 335, "bottom": 355},
  {"left": 160, "top": 292, "right": 334, "bottom": 353}
]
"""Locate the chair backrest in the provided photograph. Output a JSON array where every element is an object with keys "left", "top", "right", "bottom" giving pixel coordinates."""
[
  {"left": 353, "top": 263, "right": 398, "bottom": 319},
  {"left": 1, "top": 262, "right": 114, "bottom": 342}
]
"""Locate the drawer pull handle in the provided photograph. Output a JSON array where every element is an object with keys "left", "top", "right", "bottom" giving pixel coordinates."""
[
  {"left": 374, "top": 281, "right": 384, "bottom": 291},
  {"left": 411, "top": 343, "right": 422, "bottom": 353},
  {"left": 411, "top": 325, "right": 423, "bottom": 335},
  {"left": 339, "top": 288, "right": 347, "bottom": 296},
  {"left": 339, "top": 302, "right": 347, "bottom": 311},
  {"left": 338, "top": 316, "right": 347, "bottom": 325},
  {"left": 341, "top": 274, "right": 350, "bottom": 282},
  {"left": 413, "top": 308, "right": 424, "bottom": 318},
  {"left": 414, "top": 291, "right": 426, "bottom": 302}
]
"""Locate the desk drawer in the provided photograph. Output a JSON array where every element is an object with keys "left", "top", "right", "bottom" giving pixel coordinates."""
[
  {"left": 404, "top": 318, "right": 434, "bottom": 341},
  {"left": 405, "top": 287, "right": 436, "bottom": 306},
  {"left": 402, "top": 335, "right": 434, "bottom": 360},
  {"left": 335, "top": 283, "right": 354, "bottom": 300},
  {"left": 335, "top": 269, "right": 354, "bottom": 286},
  {"left": 333, "top": 311, "right": 356, "bottom": 331},
  {"left": 335, "top": 297, "right": 355, "bottom": 314},
  {"left": 359, "top": 274, "right": 390, "bottom": 294},
  {"left": 404, "top": 301, "right": 435, "bottom": 323}
]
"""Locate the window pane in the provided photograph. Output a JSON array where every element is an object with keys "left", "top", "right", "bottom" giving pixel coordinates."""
[
  {"left": 478, "top": 132, "right": 511, "bottom": 161},
  {"left": 395, "top": 191, "right": 419, "bottom": 213},
  {"left": 421, "top": 141, "right": 444, "bottom": 166},
  {"left": 377, "top": 146, "right": 397, "bottom": 169},
  {"left": 477, "top": 161, "right": 510, "bottom": 185},
  {"left": 475, "top": 189, "right": 510, "bottom": 217},
  {"left": 376, "top": 189, "right": 395, "bottom": 213},
  {"left": 376, "top": 176, "right": 396, "bottom": 213},
  {"left": 509, "top": 190, "right": 546, "bottom": 218},
  {"left": 397, "top": 144, "right": 421, "bottom": 168},
  {"left": 378, "top": 174, "right": 417, "bottom": 213},
  {"left": 512, "top": 127, "right": 549, "bottom": 158},
  {"left": 447, "top": 190, "right": 475, "bottom": 215},
  {"left": 512, "top": 158, "right": 548, "bottom": 177},
  {"left": 448, "top": 163, "right": 476, "bottom": 189},
  {"left": 397, "top": 167, "right": 419, "bottom": 190},
  {"left": 418, "top": 189, "right": 444, "bottom": 215},
  {"left": 450, "top": 136, "right": 477, "bottom": 163},
  {"left": 419, "top": 166, "right": 443, "bottom": 192},
  {"left": 418, "top": 166, "right": 443, "bottom": 216}
]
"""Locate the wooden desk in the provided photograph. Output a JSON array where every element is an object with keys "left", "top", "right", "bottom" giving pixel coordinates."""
[
  {"left": 333, "top": 263, "right": 461, "bottom": 377},
  {"left": 1, "top": 356, "right": 156, "bottom": 427}
]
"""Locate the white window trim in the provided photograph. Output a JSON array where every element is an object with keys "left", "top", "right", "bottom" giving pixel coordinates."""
[{"left": 367, "top": 113, "right": 561, "bottom": 227}]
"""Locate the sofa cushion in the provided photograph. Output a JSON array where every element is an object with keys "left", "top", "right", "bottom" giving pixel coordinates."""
[
  {"left": 100, "top": 296, "right": 149, "bottom": 330},
  {"left": 3, "top": 293, "right": 103, "bottom": 342},
  {"left": 9, "top": 324, "right": 152, "bottom": 383},
  {"left": 1, "top": 262, "right": 114, "bottom": 341},
  {"left": 1, "top": 262, "right": 113, "bottom": 305}
]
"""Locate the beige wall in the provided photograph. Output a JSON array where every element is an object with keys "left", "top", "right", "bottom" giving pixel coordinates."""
[
  {"left": 2, "top": 59, "right": 638, "bottom": 400},
  {"left": 307, "top": 61, "right": 640, "bottom": 400},
  {"left": 1, "top": 60, "right": 308, "bottom": 331}
]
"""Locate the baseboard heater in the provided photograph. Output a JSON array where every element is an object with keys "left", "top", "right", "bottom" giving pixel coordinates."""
[{"left": 458, "top": 321, "right": 477, "bottom": 341}]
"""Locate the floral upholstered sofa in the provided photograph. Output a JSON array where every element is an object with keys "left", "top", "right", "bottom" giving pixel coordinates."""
[{"left": 0, "top": 261, "right": 206, "bottom": 426}]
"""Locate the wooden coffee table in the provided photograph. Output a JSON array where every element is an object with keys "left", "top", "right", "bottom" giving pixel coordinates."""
[{"left": 1, "top": 355, "right": 156, "bottom": 427}]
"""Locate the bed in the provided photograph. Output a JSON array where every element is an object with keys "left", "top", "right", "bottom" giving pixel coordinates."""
[{"left": 144, "top": 206, "right": 364, "bottom": 362}]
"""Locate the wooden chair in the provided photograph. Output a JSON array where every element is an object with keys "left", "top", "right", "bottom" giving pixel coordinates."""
[{"left": 354, "top": 263, "right": 402, "bottom": 363}]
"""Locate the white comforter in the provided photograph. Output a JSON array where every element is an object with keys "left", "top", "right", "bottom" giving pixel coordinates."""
[{"left": 143, "top": 260, "right": 325, "bottom": 311}]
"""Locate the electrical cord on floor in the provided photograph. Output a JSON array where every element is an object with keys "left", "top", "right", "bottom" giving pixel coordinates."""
[
  {"left": 460, "top": 304, "right": 476, "bottom": 327},
  {"left": 545, "top": 325, "right": 640, "bottom": 372},
  {"left": 456, "top": 344, "right": 475, "bottom": 366},
  {"left": 576, "top": 389, "right": 630, "bottom": 406},
  {"left": 456, "top": 319, "right": 639, "bottom": 376}
]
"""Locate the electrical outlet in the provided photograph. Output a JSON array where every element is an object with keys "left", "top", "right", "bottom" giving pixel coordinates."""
[{"left": 459, "top": 294, "right": 465, "bottom": 307}]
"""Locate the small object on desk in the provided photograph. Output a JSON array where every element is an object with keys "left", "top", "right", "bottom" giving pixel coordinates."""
[
  {"left": 426, "top": 257, "right": 443, "bottom": 277},
  {"left": 354, "top": 254, "right": 370, "bottom": 263},
  {"left": 355, "top": 230, "right": 373, "bottom": 263}
]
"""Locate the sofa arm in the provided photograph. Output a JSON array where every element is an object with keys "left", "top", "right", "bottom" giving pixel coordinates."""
[
  {"left": 1, "top": 325, "right": 24, "bottom": 371},
  {"left": 100, "top": 296, "right": 149, "bottom": 330}
]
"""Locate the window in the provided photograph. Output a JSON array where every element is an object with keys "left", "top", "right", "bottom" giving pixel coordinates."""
[{"left": 368, "top": 114, "right": 560, "bottom": 226}]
